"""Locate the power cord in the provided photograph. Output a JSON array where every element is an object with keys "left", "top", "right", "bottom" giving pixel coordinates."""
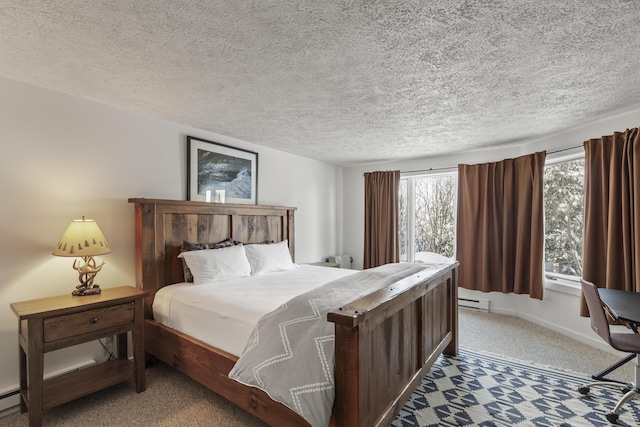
[{"left": 99, "top": 337, "right": 116, "bottom": 361}]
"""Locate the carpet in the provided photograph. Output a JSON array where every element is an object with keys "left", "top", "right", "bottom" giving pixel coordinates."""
[{"left": 391, "top": 348, "right": 640, "bottom": 427}]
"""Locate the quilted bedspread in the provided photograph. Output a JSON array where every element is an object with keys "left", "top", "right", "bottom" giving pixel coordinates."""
[{"left": 228, "top": 262, "right": 429, "bottom": 427}]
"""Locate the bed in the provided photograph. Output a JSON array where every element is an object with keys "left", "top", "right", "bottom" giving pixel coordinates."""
[{"left": 129, "top": 198, "right": 459, "bottom": 427}]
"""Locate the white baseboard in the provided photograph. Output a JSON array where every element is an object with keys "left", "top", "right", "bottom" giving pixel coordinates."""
[
  {"left": 516, "top": 312, "right": 623, "bottom": 357},
  {"left": 0, "top": 392, "right": 19, "bottom": 416},
  {"left": 486, "top": 307, "right": 519, "bottom": 317},
  {"left": 0, "top": 359, "right": 96, "bottom": 415}
]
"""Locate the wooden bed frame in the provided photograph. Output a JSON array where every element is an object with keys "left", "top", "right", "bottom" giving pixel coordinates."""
[{"left": 129, "top": 198, "right": 458, "bottom": 427}]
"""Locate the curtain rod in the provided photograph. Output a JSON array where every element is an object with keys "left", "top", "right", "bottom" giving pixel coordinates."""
[
  {"left": 401, "top": 165, "right": 458, "bottom": 174},
  {"left": 547, "top": 144, "right": 583, "bottom": 155},
  {"left": 400, "top": 145, "right": 584, "bottom": 175}
]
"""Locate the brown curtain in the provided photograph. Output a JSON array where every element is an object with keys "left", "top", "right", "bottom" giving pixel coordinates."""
[
  {"left": 581, "top": 128, "right": 640, "bottom": 315},
  {"left": 456, "top": 152, "right": 546, "bottom": 299},
  {"left": 363, "top": 170, "right": 400, "bottom": 269}
]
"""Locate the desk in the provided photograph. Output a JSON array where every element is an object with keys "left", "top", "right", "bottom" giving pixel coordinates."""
[
  {"left": 592, "top": 288, "right": 640, "bottom": 382},
  {"left": 599, "top": 288, "right": 640, "bottom": 332}
]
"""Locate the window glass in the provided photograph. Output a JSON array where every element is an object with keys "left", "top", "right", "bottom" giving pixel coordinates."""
[
  {"left": 399, "top": 178, "right": 409, "bottom": 262},
  {"left": 399, "top": 174, "right": 456, "bottom": 262},
  {"left": 543, "top": 158, "right": 584, "bottom": 279}
]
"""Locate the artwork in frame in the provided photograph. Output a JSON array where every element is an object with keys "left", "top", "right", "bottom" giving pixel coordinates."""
[{"left": 187, "top": 136, "right": 258, "bottom": 204}]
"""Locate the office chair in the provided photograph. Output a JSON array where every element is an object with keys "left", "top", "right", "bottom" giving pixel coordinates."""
[{"left": 578, "top": 279, "right": 640, "bottom": 423}]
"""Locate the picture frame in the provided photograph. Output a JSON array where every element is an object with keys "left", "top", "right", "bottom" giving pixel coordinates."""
[{"left": 187, "top": 136, "right": 258, "bottom": 204}]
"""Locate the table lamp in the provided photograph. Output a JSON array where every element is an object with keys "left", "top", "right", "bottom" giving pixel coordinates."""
[{"left": 52, "top": 216, "right": 111, "bottom": 296}]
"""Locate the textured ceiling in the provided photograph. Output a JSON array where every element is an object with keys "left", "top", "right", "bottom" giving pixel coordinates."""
[{"left": 1, "top": 1, "right": 640, "bottom": 166}]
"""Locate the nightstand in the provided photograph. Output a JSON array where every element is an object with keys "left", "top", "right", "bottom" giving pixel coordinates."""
[
  {"left": 10, "top": 286, "right": 147, "bottom": 427},
  {"left": 309, "top": 261, "right": 341, "bottom": 268}
]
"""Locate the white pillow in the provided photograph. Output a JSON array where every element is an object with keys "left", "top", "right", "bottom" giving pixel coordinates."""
[
  {"left": 177, "top": 244, "right": 251, "bottom": 285},
  {"left": 244, "top": 240, "right": 296, "bottom": 275}
]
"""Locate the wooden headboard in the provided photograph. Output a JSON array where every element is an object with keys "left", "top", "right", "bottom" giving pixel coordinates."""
[{"left": 128, "top": 198, "right": 296, "bottom": 317}]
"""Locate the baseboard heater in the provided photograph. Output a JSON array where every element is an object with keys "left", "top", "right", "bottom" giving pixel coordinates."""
[
  {"left": 0, "top": 359, "right": 96, "bottom": 413},
  {"left": 458, "top": 297, "right": 489, "bottom": 311}
]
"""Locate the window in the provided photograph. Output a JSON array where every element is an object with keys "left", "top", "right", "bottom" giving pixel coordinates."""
[
  {"left": 543, "top": 157, "right": 584, "bottom": 282},
  {"left": 399, "top": 157, "right": 584, "bottom": 283},
  {"left": 399, "top": 174, "right": 457, "bottom": 262}
]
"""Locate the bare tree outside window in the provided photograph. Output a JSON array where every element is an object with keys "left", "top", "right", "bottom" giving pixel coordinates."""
[
  {"left": 399, "top": 175, "right": 456, "bottom": 261},
  {"left": 415, "top": 176, "right": 456, "bottom": 258},
  {"left": 399, "top": 179, "right": 408, "bottom": 261},
  {"left": 543, "top": 158, "right": 584, "bottom": 278}
]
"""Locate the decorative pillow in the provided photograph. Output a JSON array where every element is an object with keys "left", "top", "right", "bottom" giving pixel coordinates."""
[
  {"left": 244, "top": 240, "right": 296, "bottom": 275},
  {"left": 181, "top": 238, "right": 239, "bottom": 282},
  {"left": 177, "top": 244, "right": 251, "bottom": 285}
]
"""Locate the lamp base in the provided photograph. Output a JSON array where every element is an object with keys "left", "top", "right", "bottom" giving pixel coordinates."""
[{"left": 72, "top": 284, "right": 101, "bottom": 296}]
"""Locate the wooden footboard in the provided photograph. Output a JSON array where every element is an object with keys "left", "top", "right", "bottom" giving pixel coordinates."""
[
  {"left": 329, "top": 262, "right": 458, "bottom": 427},
  {"left": 130, "top": 198, "right": 458, "bottom": 427}
]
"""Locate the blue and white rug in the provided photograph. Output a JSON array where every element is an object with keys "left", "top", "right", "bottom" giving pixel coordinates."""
[{"left": 392, "top": 348, "right": 640, "bottom": 426}]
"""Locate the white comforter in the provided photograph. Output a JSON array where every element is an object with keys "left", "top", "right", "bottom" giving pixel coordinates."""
[{"left": 152, "top": 264, "right": 356, "bottom": 356}]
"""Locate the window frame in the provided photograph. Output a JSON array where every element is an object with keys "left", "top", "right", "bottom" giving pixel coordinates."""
[
  {"left": 542, "top": 152, "right": 585, "bottom": 293},
  {"left": 399, "top": 170, "right": 458, "bottom": 263},
  {"left": 399, "top": 152, "right": 586, "bottom": 296}
]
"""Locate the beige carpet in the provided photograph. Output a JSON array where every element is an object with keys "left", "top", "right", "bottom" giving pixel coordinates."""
[
  {"left": 0, "top": 309, "right": 631, "bottom": 426},
  {"left": 458, "top": 309, "right": 633, "bottom": 383},
  {"left": 0, "top": 361, "right": 269, "bottom": 427}
]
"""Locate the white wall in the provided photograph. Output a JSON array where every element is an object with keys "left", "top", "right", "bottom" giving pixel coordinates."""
[
  {"left": 3, "top": 73, "right": 638, "bottom": 405},
  {"left": 0, "top": 77, "right": 342, "bottom": 399},
  {"left": 342, "top": 110, "right": 640, "bottom": 356}
]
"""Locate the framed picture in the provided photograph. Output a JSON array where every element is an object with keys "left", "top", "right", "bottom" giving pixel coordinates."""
[{"left": 187, "top": 136, "right": 258, "bottom": 204}]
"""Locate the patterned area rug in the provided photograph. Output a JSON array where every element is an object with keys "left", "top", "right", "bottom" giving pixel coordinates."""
[{"left": 392, "top": 348, "right": 640, "bottom": 427}]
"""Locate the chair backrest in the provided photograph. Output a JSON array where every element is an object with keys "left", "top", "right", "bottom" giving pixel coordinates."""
[{"left": 581, "top": 279, "right": 613, "bottom": 347}]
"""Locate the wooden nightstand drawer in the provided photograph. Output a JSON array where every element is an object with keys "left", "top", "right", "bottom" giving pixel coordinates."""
[{"left": 44, "top": 303, "right": 134, "bottom": 342}]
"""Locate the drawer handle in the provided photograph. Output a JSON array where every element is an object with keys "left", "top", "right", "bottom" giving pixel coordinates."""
[{"left": 90, "top": 318, "right": 99, "bottom": 324}]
